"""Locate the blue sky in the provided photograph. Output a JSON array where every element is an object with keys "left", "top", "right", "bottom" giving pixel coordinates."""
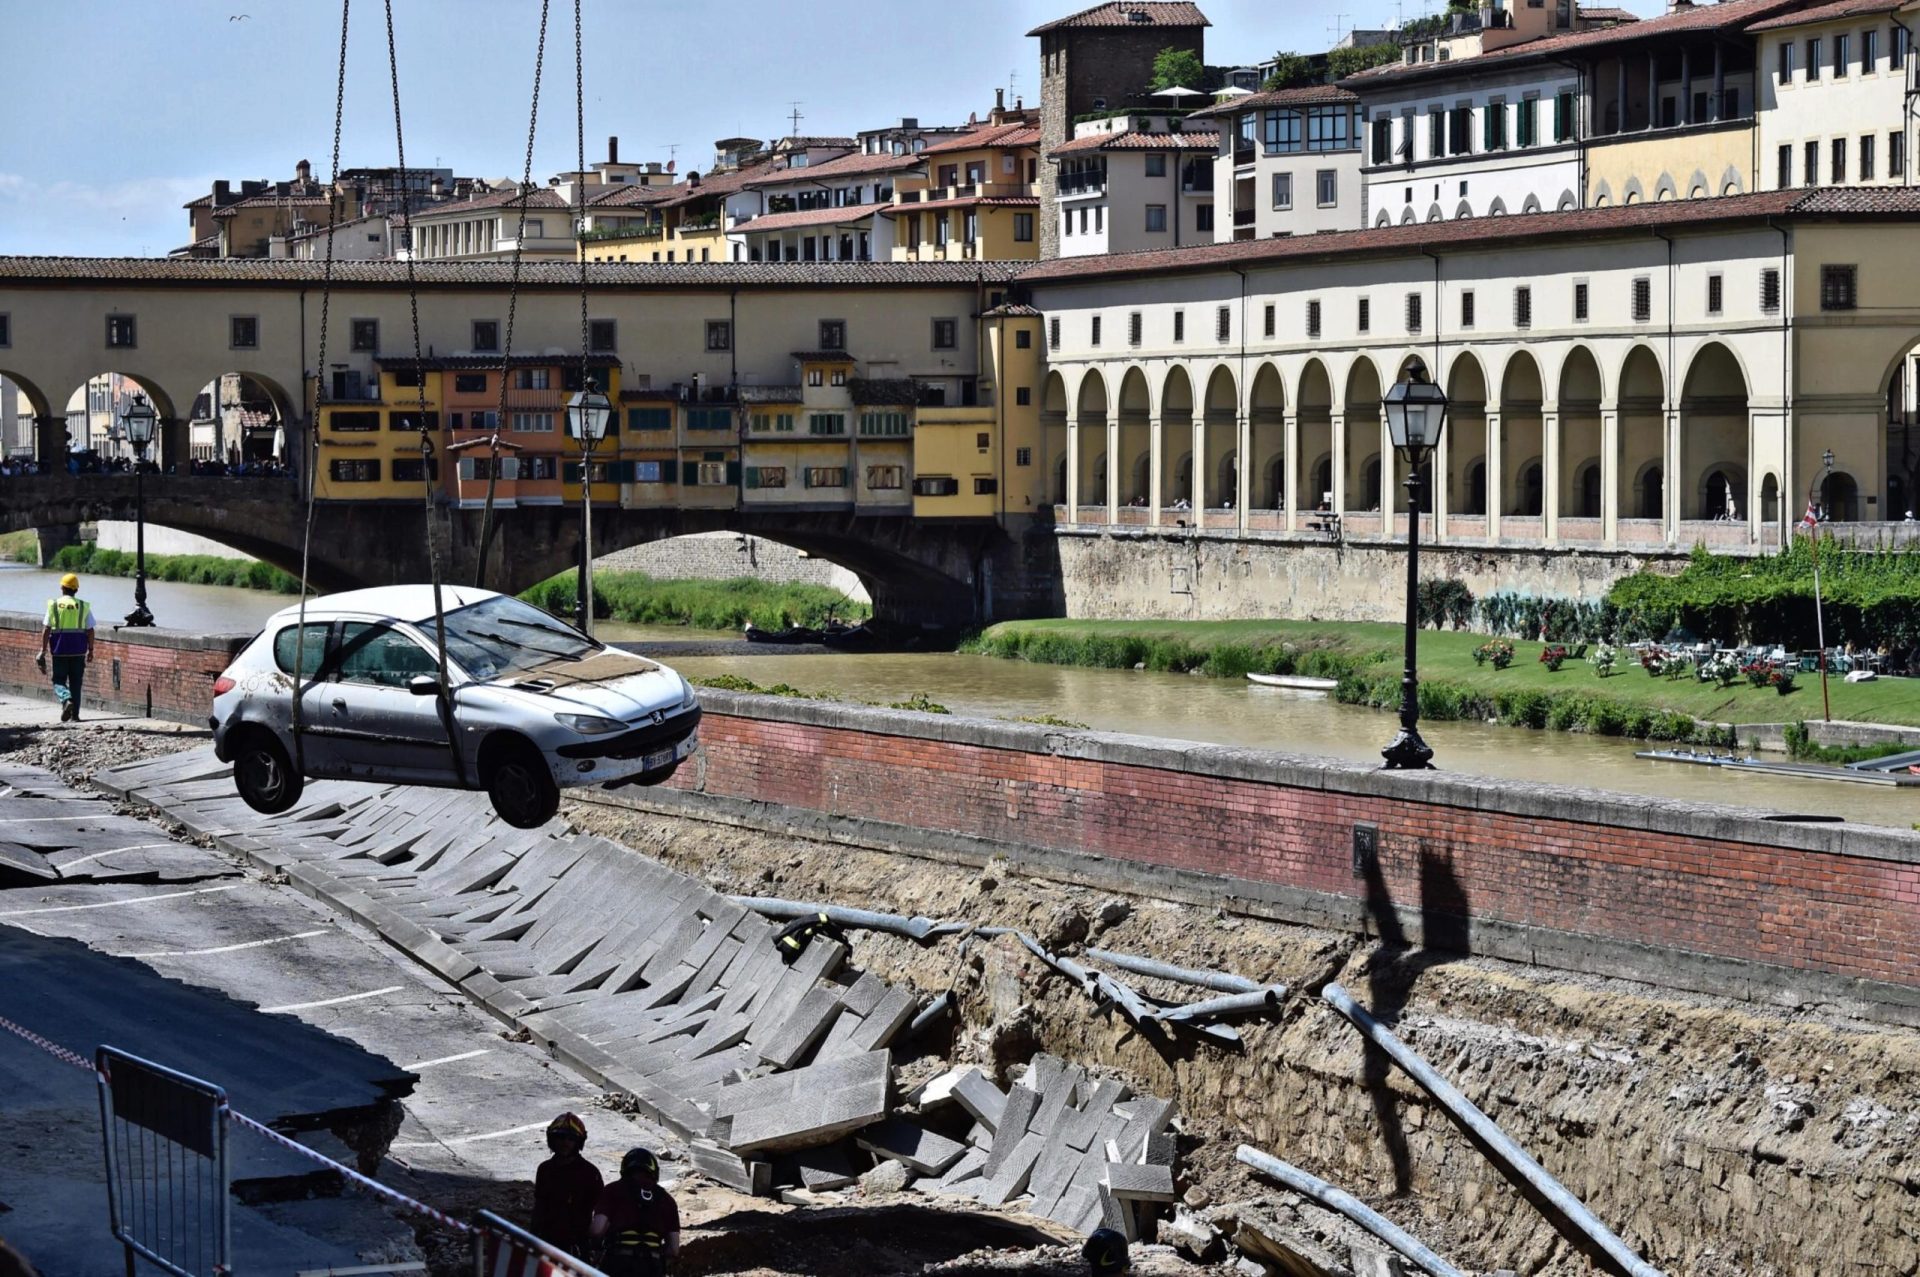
[{"left": 0, "top": 0, "right": 1669, "bottom": 258}]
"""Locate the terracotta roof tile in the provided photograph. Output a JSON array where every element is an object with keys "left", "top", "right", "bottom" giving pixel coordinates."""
[
  {"left": 1189, "top": 85, "right": 1358, "bottom": 118},
  {"left": 745, "top": 150, "right": 922, "bottom": 186},
  {"left": 981, "top": 301, "right": 1043, "bottom": 317},
  {"left": 0, "top": 257, "right": 1021, "bottom": 288},
  {"left": 733, "top": 206, "right": 878, "bottom": 234},
  {"left": 590, "top": 183, "right": 678, "bottom": 207},
  {"left": 1747, "top": 0, "right": 1908, "bottom": 31},
  {"left": 881, "top": 195, "right": 1040, "bottom": 215},
  {"left": 919, "top": 123, "right": 1043, "bottom": 155},
  {"left": 1028, "top": 2, "right": 1209, "bottom": 35},
  {"left": 1016, "top": 186, "right": 1920, "bottom": 284},
  {"left": 1051, "top": 129, "right": 1218, "bottom": 154},
  {"left": 1344, "top": 0, "right": 1808, "bottom": 88},
  {"left": 1575, "top": 6, "right": 1640, "bottom": 22},
  {"left": 650, "top": 158, "right": 787, "bottom": 209},
  {"left": 211, "top": 190, "right": 333, "bottom": 217},
  {"left": 409, "top": 186, "right": 568, "bottom": 217}
]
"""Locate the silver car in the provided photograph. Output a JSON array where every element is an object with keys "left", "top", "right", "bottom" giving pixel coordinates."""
[{"left": 210, "top": 586, "right": 701, "bottom": 828}]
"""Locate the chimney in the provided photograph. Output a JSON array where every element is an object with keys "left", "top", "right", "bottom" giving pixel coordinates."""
[
  {"left": 214, "top": 180, "right": 232, "bottom": 203},
  {"left": 608, "top": 135, "right": 619, "bottom": 164},
  {"left": 996, "top": 88, "right": 1006, "bottom": 112},
  {"left": 687, "top": 170, "right": 700, "bottom": 187},
  {"left": 295, "top": 158, "right": 312, "bottom": 185}
]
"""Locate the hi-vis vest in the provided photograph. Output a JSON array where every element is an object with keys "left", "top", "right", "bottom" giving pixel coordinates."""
[{"left": 45, "top": 595, "right": 92, "bottom": 656}]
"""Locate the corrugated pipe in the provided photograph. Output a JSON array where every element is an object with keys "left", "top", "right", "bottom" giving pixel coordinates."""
[
  {"left": 729, "top": 897, "right": 965, "bottom": 943},
  {"left": 1235, "top": 1145, "right": 1465, "bottom": 1277},
  {"left": 1086, "top": 948, "right": 1265, "bottom": 994},
  {"left": 1320, "top": 983, "right": 1666, "bottom": 1277}
]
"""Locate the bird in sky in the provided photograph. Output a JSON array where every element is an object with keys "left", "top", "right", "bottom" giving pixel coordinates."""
[{"left": 229, "top": 13, "right": 250, "bottom": 20}]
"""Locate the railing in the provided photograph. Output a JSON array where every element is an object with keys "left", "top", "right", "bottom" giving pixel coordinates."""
[
  {"left": 1058, "top": 172, "right": 1107, "bottom": 195},
  {"left": 580, "top": 223, "right": 661, "bottom": 242},
  {"left": 1182, "top": 171, "right": 1216, "bottom": 193},
  {"left": 1233, "top": 145, "right": 1255, "bottom": 167}
]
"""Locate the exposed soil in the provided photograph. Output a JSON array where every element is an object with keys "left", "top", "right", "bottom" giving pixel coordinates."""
[{"left": 567, "top": 794, "right": 1920, "bottom": 1277}]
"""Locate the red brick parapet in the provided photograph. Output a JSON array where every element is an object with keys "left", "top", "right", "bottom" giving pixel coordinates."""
[
  {"left": 0, "top": 611, "right": 246, "bottom": 723},
  {"left": 649, "top": 691, "right": 1920, "bottom": 1025}
]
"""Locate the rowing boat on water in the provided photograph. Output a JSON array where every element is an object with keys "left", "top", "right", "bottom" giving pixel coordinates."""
[{"left": 1246, "top": 673, "right": 1340, "bottom": 693}]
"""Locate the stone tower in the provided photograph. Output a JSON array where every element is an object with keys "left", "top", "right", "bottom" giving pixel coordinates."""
[{"left": 1029, "top": 2, "right": 1209, "bottom": 259}]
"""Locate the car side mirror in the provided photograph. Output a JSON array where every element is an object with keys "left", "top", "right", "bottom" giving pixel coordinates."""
[{"left": 407, "top": 674, "right": 441, "bottom": 696}]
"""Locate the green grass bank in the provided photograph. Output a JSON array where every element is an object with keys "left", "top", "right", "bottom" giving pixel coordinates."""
[
  {"left": 522, "top": 570, "right": 869, "bottom": 632},
  {"left": 964, "top": 618, "right": 1920, "bottom": 743},
  {"left": 45, "top": 544, "right": 304, "bottom": 593}
]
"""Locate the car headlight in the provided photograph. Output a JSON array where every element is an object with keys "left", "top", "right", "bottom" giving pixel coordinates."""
[
  {"left": 679, "top": 677, "right": 698, "bottom": 710},
  {"left": 555, "top": 712, "right": 626, "bottom": 735}
]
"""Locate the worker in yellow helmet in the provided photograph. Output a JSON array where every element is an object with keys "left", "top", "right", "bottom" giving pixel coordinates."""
[{"left": 37, "top": 573, "right": 94, "bottom": 722}]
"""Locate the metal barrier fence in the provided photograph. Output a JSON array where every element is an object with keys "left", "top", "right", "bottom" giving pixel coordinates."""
[
  {"left": 474, "top": 1211, "right": 609, "bottom": 1277},
  {"left": 96, "top": 1046, "right": 231, "bottom": 1277}
]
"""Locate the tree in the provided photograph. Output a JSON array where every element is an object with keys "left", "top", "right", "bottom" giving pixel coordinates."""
[
  {"left": 1327, "top": 42, "right": 1398, "bottom": 81},
  {"left": 1149, "top": 46, "right": 1205, "bottom": 92},
  {"left": 1262, "top": 52, "right": 1318, "bottom": 91}
]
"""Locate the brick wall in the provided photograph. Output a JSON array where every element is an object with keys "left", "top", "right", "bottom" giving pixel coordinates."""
[
  {"left": 0, "top": 611, "right": 247, "bottom": 724},
  {"left": 655, "top": 692, "right": 1920, "bottom": 1023}
]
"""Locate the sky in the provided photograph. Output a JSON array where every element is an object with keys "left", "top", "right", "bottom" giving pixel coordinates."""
[{"left": 0, "top": 0, "right": 1671, "bottom": 259}]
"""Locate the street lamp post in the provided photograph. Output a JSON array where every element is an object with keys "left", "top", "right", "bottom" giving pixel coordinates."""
[
  {"left": 1379, "top": 360, "right": 1450, "bottom": 770},
  {"left": 1813, "top": 448, "right": 1835, "bottom": 722},
  {"left": 121, "top": 394, "right": 157, "bottom": 628},
  {"left": 566, "top": 378, "right": 613, "bottom": 636}
]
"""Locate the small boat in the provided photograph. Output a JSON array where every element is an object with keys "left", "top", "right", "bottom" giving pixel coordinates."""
[
  {"left": 743, "top": 624, "right": 824, "bottom": 645},
  {"left": 1246, "top": 673, "right": 1340, "bottom": 693},
  {"left": 820, "top": 623, "right": 880, "bottom": 652}
]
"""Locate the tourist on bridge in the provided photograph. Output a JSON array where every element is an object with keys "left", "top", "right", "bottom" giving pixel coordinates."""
[
  {"left": 591, "top": 1148, "right": 680, "bottom": 1276},
  {"left": 36, "top": 573, "right": 93, "bottom": 722},
  {"left": 531, "top": 1111, "right": 602, "bottom": 1260}
]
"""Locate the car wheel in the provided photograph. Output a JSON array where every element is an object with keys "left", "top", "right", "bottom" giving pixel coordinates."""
[
  {"left": 486, "top": 743, "right": 559, "bottom": 829},
  {"left": 233, "top": 729, "right": 303, "bottom": 815}
]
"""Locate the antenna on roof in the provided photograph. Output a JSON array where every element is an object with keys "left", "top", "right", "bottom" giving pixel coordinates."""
[
  {"left": 787, "top": 101, "right": 805, "bottom": 137},
  {"left": 1328, "top": 12, "right": 1349, "bottom": 44},
  {"left": 665, "top": 143, "right": 681, "bottom": 166},
  {"left": 1008, "top": 68, "right": 1019, "bottom": 102}
]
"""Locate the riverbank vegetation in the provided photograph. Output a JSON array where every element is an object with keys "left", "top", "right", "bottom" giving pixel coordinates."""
[
  {"left": 0, "top": 531, "right": 38, "bottom": 562},
  {"left": 46, "top": 544, "right": 303, "bottom": 593},
  {"left": 522, "top": 570, "right": 868, "bottom": 632},
  {"left": 964, "top": 617, "right": 1920, "bottom": 740}
]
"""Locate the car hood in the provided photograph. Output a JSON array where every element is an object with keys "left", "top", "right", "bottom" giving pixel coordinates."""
[{"left": 470, "top": 649, "right": 685, "bottom": 719}]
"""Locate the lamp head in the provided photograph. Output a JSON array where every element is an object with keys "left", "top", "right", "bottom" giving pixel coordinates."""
[
  {"left": 1822, "top": 448, "right": 1835, "bottom": 472},
  {"left": 1382, "top": 358, "right": 1448, "bottom": 462},
  {"left": 567, "top": 376, "right": 612, "bottom": 445},
  {"left": 121, "top": 393, "right": 157, "bottom": 449}
]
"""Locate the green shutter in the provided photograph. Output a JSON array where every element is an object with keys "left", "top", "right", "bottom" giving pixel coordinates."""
[
  {"left": 1482, "top": 105, "right": 1494, "bottom": 152},
  {"left": 744, "top": 466, "right": 760, "bottom": 489}
]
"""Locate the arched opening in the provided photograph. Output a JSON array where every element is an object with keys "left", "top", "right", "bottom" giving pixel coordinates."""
[
  {"left": 1343, "top": 357, "right": 1384, "bottom": 518},
  {"left": 189, "top": 371, "right": 293, "bottom": 469},
  {"left": 1074, "top": 371, "right": 1108, "bottom": 513},
  {"left": 1679, "top": 342, "right": 1750, "bottom": 523},
  {"left": 1116, "top": 366, "right": 1152, "bottom": 510},
  {"left": 0, "top": 370, "right": 54, "bottom": 466},
  {"left": 1618, "top": 345, "right": 1666, "bottom": 529},
  {"left": 1216, "top": 450, "right": 1239, "bottom": 509},
  {"left": 1464, "top": 460, "right": 1488, "bottom": 515},
  {"left": 1248, "top": 361, "right": 1285, "bottom": 514},
  {"left": 1159, "top": 366, "right": 1195, "bottom": 510},
  {"left": 1823, "top": 470, "right": 1861, "bottom": 523},
  {"left": 61, "top": 373, "right": 180, "bottom": 472},
  {"left": 1760, "top": 472, "right": 1779, "bottom": 523},
  {"left": 1297, "top": 359, "right": 1333, "bottom": 515},
  {"left": 1444, "top": 353, "right": 1488, "bottom": 528},
  {"left": 1201, "top": 366, "right": 1237, "bottom": 509},
  {"left": 1558, "top": 346, "right": 1604, "bottom": 528},
  {"left": 1043, "top": 371, "right": 1069, "bottom": 509},
  {"left": 1500, "top": 351, "right": 1545, "bottom": 524}
]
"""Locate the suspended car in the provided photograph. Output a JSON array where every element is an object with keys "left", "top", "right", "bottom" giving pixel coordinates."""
[{"left": 210, "top": 586, "right": 701, "bottom": 828}]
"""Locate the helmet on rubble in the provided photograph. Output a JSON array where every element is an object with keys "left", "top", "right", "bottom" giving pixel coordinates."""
[
  {"left": 1083, "top": 1227, "right": 1130, "bottom": 1275},
  {"left": 546, "top": 1111, "right": 587, "bottom": 1151}
]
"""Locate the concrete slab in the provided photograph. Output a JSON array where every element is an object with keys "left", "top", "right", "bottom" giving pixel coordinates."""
[
  {"left": 1103, "top": 1161, "right": 1176, "bottom": 1203},
  {"left": 972, "top": 1132, "right": 1046, "bottom": 1207},
  {"left": 952, "top": 1068, "right": 1009, "bottom": 1132},
  {"left": 855, "top": 1117, "right": 969, "bottom": 1175},
  {"left": 982, "top": 1085, "right": 1040, "bottom": 1176}
]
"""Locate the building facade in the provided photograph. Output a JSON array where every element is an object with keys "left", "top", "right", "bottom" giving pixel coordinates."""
[
  {"left": 888, "top": 116, "right": 1042, "bottom": 262},
  {"left": 1753, "top": 0, "right": 1917, "bottom": 192},
  {"left": 1192, "top": 86, "right": 1364, "bottom": 239},
  {"left": 1052, "top": 115, "right": 1218, "bottom": 257}
]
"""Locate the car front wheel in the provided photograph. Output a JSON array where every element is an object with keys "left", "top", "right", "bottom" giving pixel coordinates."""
[
  {"left": 486, "top": 742, "right": 560, "bottom": 829},
  {"left": 233, "top": 729, "right": 303, "bottom": 815}
]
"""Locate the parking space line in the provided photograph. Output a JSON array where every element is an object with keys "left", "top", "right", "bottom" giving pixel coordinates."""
[
  {"left": 401, "top": 1048, "right": 491, "bottom": 1070},
  {"left": 57, "top": 843, "right": 179, "bottom": 870},
  {"left": 0, "top": 884, "right": 240, "bottom": 916},
  {"left": 392, "top": 1120, "right": 548, "bottom": 1149},
  {"left": 121, "top": 929, "right": 330, "bottom": 959},
  {"left": 261, "top": 985, "right": 404, "bottom": 1014}
]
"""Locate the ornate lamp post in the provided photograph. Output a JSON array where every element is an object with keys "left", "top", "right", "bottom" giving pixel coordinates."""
[
  {"left": 566, "top": 377, "right": 613, "bottom": 636},
  {"left": 1379, "top": 360, "right": 1449, "bottom": 770},
  {"left": 121, "top": 393, "right": 158, "bottom": 628}
]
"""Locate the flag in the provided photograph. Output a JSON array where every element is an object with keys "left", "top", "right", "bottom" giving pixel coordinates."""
[{"left": 1799, "top": 499, "right": 1820, "bottom": 532}]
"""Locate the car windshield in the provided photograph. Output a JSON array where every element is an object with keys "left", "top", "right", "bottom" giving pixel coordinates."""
[{"left": 436, "top": 596, "right": 600, "bottom": 681}]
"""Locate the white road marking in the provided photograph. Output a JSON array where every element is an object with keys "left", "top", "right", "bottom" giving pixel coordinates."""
[
  {"left": 56, "top": 842, "right": 176, "bottom": 870},
  {"left": 391, "top": 1120, "right": 549, "bottom": 1149},
  {"left": 400, "top": 1048, "right": 491, "bottom": 1070},
  {"left": 0, "top": 884, "right": 240, "bottom": 916},
  {"left": 261, "top": 985, "right": 404, "bottom": 1014},
  {"left": 120, "top": 929, "right": 330, "bottom": 959}
]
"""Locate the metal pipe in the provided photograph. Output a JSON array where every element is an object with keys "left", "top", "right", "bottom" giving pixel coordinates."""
[
  {"left": 907, "top": 990, "right": 953, "bottom": 1037},
  {"left": 729, "top": 896, "right": 963, "bottom": 943},
  {"left": 1236, "top": 1145, "right": 1464, "bottom": 1277},
  {"left": 1320, "top": 983, "right": 1666, "bottom": 1277},
  {"left": 1086, "top": 947, "right": 1263, "bottom": 994},
  {"left": 1152, "top": 986, "right": 1286, "bottom": 1024}
]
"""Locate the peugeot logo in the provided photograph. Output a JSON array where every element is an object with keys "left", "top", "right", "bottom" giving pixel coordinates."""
[{"left": 651, "top": 710, "right": 665, "bottom": 725}]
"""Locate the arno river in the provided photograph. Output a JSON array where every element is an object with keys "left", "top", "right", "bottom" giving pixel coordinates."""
[{"left": 6, "top": 562, "right": 1914, "bottom": 828}]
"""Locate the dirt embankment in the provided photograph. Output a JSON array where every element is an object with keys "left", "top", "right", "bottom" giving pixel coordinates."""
[{"left": 570, "top": 796, "right": 1920, "bottom": 1277}]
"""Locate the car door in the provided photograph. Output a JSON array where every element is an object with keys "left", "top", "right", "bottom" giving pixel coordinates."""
[
  {"left": 268, "top": 621, "right": 349, "bottom": 777},
  {"left": 313, "top": 621, "right": 461, "bottom": 783}
]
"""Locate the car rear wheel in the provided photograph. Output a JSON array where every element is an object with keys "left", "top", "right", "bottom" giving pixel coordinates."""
[
  {"left": 486, "top": 742, "right": 559, "bottom": 829},
  {"left": 233, "top": 730, "right": 303, "bottom": 815}
]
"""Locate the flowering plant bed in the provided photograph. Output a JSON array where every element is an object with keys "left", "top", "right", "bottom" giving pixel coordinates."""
[{"left": 1473, "top": 639, "right": 1515, "bottom": 669}]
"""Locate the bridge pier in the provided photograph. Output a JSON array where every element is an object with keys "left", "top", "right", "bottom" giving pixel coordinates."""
[
  {"left": 160, "top": 417, "right": 189, "bottom": 474},
  {"left": 32, "top": 416, "right": 66, "bottom": 466},
  {"left": 35, "top": 524, "right": 81, "bottom": 567}
]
